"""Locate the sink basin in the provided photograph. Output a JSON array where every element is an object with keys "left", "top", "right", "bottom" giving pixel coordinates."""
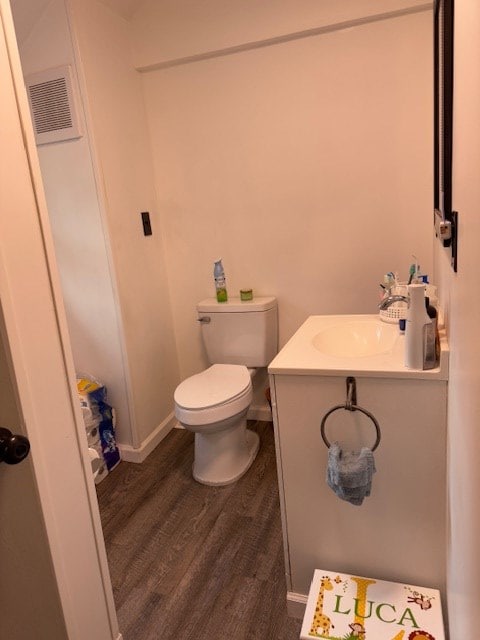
[
  {"left": 268, "top": 314, "right": 448, "bottom": 379},
  {"left": 312, "top": 319, "right": 398, "bottom": 357}
]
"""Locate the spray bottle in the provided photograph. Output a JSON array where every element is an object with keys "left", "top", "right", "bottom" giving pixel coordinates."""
[
  {"left": 405, "top": 284, "right": 431, "bottom": 369},
  {"left": 213, "top": 259, "right": 228, "bottom": 302}
]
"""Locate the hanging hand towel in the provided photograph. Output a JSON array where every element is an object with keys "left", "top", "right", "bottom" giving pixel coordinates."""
[{"left": 326, "top": 442, "right": 376, "bottom": 506}]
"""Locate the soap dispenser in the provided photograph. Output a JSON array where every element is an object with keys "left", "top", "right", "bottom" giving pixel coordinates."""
[{"left": 405, "top": 283, "right": 431, "bottom": 370}]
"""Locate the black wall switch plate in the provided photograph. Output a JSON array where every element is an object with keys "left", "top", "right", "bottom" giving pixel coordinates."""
[{"left": 141, "top": 211, "right": 152, "bottom": 236}]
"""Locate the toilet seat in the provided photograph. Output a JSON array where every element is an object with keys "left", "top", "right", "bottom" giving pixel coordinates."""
[
  {"left": 174, "top": 364, "right": 252, "bottom": 426},
  {"left": 175, "top": 364, "right": 251, "bottom": 410}
]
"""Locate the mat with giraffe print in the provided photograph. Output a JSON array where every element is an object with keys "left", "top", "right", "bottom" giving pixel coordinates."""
[{"left": 300, "top": 569, "right": 444, "bottom": 640}]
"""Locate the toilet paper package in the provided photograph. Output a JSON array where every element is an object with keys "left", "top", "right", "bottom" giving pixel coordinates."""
[
  {"left": 86, "top": 421, "right": 100, "bottom": 446},
  {"left": 88, "top": 446, "right": 108, "bottom": 483},
  {"left": 77, "top": 375, "right": 120, "bottom": 473},
  {"left": 98, "top": 405, "right": 120, "bottom": 472},
  {"left": 77, "top": 376, "right": 107, "bottom": 420}
]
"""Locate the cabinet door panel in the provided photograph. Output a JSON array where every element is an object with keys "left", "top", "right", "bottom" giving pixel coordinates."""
[{"left": 272, "top": 374, "right": 447, "bottom": 597}]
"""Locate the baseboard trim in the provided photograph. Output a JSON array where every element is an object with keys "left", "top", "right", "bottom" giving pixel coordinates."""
[
  {"left": 118, "top": 412, "right": 176, "bottom": 463},
  {"left": 118, "top": 404, "right": 270, "bottom": 465},
  {"left": 287, "top": 591, "right": 308, "bottom": 619},
  {"left": 247, "top": 403, "right": 272, "bottom": 422}
]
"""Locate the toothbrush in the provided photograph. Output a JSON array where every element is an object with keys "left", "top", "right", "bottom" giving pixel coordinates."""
[{"left": 407, "top": 263, "right": 416, "bottom": 285}]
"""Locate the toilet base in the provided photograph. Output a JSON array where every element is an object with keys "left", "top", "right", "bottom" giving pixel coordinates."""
[{"left": 192, "top": 414, "right": 259, "bottom": 486}]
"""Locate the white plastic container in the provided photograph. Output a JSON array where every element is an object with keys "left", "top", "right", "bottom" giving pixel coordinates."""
[{"left": 405, "top": 283, "right": 431, "bottom": 369}]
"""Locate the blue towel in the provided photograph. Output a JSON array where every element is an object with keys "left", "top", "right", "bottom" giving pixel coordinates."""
[{"left": 326, "top": 442, "right": 376, "bottom": 506}]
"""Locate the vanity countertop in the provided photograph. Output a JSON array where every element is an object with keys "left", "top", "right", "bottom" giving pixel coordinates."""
[{"left": 268, "top": 314, "right": 449, "bottom": 380}]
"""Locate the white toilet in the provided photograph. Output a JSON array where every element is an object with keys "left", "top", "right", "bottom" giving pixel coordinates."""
[{"left": 174, "top": 296, "right": 278, "bottom": 486}]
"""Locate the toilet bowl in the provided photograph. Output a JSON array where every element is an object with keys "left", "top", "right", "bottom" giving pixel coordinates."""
[
  {"left": 174, "top": 364, "right": 259, "bottom": 486},
  {"left": 174, "top": 296, "right": 278, "bottom": 485}
]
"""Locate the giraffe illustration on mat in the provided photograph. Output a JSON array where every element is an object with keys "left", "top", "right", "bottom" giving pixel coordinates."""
[{"left": 309, "top": 575, "right": 334, "bottom": 637}]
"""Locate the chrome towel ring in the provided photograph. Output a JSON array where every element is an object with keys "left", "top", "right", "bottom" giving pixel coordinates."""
[{"left": 320, "top": 377, "right": 381, "bottom": 452}]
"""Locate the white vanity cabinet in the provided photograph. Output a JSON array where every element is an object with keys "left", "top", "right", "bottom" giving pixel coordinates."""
[{"left": 268, "top": 315, "right": 449, "bottom": 616}]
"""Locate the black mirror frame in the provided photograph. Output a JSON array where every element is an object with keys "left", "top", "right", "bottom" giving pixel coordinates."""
[{"left": 434, "top": 0, "right": 457, "bottom": 271}]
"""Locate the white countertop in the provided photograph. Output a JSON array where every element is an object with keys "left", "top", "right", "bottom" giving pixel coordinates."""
[{"left": 268, "top": 314, "right": 449, "bottom": 380}]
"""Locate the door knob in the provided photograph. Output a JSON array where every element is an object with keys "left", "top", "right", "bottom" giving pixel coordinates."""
[{"left": 0, "top": 427, "right": 30, "bottom": 465}]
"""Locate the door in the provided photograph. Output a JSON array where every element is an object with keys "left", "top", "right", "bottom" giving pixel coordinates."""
[
  {"left": 0, "top": 315, "right": 70, "bottom": 639},
  {"left": 0, "top": 2, "right": 120, "bottom": 638}
]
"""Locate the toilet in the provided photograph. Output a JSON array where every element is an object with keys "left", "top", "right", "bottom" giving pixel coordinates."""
[{"left": 174, "top": 296, "right": 278, "bottom": 486}]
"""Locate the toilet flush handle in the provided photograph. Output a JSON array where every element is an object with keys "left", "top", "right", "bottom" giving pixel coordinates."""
[{"left": 197, "top": 316, "right": 211, "bottom": 324}]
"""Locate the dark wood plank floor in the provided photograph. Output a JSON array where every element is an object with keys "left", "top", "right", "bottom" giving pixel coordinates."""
[{"left": 97, "top": 421, "right": 302, "bottom": 640}]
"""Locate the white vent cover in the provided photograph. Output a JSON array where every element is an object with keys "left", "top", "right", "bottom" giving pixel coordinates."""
[{"left": 26, "top": 65, "right": 82, "bottom": 145}]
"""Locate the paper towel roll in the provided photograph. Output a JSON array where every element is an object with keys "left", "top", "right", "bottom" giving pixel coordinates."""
[
  {"left": 88, "top": 447, "right": 103, "bottom": 479},
  {"left": 86, "top": 423, "right": 100, "bottom": 446}
]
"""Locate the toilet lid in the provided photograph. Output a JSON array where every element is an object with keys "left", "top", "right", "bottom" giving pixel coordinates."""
[{"left": 174, "top": 364, "right": 251, "bottom": 410}]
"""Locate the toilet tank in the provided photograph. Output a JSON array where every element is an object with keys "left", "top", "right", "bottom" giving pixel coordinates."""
[{"left": 197, "top": 297, "right": 278, "bottom": 367}]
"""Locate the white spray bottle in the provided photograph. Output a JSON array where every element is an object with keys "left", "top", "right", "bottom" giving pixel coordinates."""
[{"left": 405, "top": 283, "right": 431, "bottom": 369}]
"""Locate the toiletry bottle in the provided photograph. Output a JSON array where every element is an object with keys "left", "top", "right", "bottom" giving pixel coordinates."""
[
  {"left": 423, "top": 297, "right": 438, "bottom": 369},
  {"left": 213, "top": 259, "right": 228, "bottom": 302},
  {"left": 405, "top": 283, "right": 431, "bottom": 369}
]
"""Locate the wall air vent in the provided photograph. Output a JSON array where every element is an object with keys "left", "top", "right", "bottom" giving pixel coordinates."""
[{"left": 25, "top": 65, "right": 83, "bottom": 145}]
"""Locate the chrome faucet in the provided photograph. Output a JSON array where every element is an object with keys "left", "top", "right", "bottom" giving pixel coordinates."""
[{"left": 378, "top": 294, "right": 409, "bottom": 310}]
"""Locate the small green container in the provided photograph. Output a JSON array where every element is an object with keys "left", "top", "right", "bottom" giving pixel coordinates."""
[{"left": 240, "top": 289, "right": 253, "bottom": 301}]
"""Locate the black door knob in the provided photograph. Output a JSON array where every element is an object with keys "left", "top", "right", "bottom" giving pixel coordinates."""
[{"left": 0, "top": 427, "right": 30, "bottom": 465}]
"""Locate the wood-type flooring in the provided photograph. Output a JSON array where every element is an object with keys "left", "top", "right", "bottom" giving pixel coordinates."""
[{"left": 97, "top": 421, "right": 303, "bottom": 640}]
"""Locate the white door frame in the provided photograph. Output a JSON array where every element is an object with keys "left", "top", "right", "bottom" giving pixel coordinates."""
[{"left": 0, "top": 2, "right": 120, "bottom": 638}]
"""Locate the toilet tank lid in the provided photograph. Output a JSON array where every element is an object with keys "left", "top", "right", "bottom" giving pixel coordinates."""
[{"left": 197, "top": 296, "right": 277, "bottom": 313}]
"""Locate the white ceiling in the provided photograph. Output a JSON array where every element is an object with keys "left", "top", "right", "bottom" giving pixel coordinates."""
[
  {"left": 10, "top": 0, "right": 50, "bottom": 44},
  {"left": 97, "top": 0, "right": 141, "bottom": 20}
]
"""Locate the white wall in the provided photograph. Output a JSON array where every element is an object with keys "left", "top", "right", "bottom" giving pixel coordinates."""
[
  {"left": 130, "top": 0, "right": 431, "bottom": 69},
  {"left": 11, "top": 0, "right": 181, "bottom": 449},
  {"left": 11, "top": 0, "right": 133, "bottom": 444},
  {"left": 141, "top": 8, "right": 433, "bottom": 381},
  {"left": 434, "top": 1, "right": 480, "bottom": 636},
  {"left": 68, "top": 0, "right": 180, "bottom": 445},
  {"left": 9, "top": 1, "right": 435, "bottom": 448}
]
